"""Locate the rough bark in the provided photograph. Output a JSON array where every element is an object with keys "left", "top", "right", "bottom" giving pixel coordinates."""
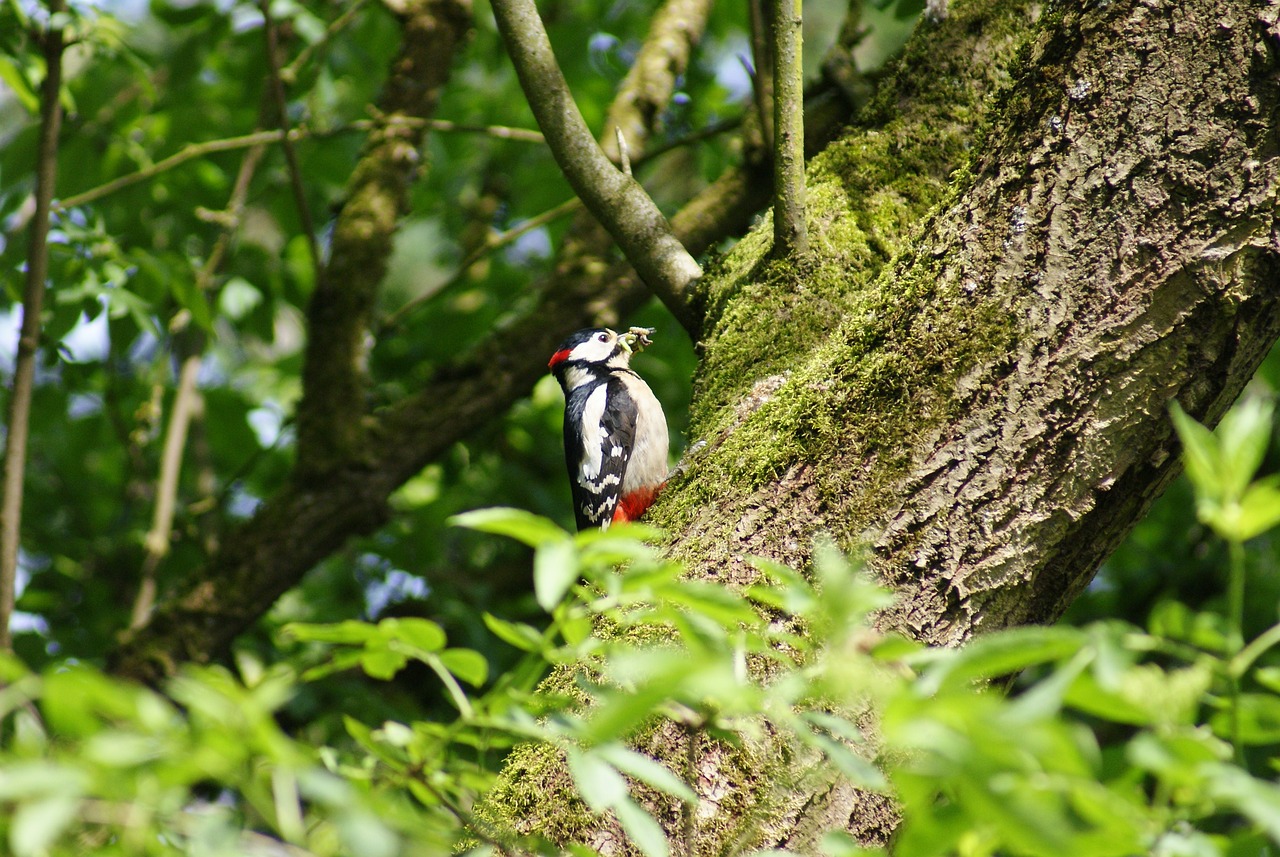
[{"left": 482, "top": 0, "right": 1280, "bottom": 850}]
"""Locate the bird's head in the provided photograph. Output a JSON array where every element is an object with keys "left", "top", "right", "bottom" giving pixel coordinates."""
[{"left": 548, "top": 327, "right": 653, "bottom": 376}]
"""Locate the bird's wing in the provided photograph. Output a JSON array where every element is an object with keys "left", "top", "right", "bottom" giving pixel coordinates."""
[{"left": 568, "top": 378, "right": 636, "bottom": 530}]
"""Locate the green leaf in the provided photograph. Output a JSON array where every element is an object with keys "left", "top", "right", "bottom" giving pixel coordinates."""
[
  {"left": 360, "top": 648, "right": 407, "bottom": 680},
  {"left": 1126, "top": 730, "right": 1230, "bottom": 787},
  {"left": 169, "top": 273, "right": 215, "bottom": 331},
  {"left": 11, "top": 794, "right": 81, "bottom": 857},
  {"left": 1169, "top": 401, "right": 1223, "bottom": 501},
  {"left": 378, "top": 617, "right": 446, "bottom": 652},
  {"left": 439, "top": 648, "right": 489, "bottom": 687},
  {"left": 0, "top": 763, "right": 86, "bottom": 800},
  {"left": 612, "top": 797, "right": 670, "bottom": 857},
  {"left": 482, "top": 613, "right": 545, "bottom": 652},
  {"left": 1067, "top": 661, "right": 1211, "bottom": 727},
  {"left": 1229, "top": 475, "right": 1280, "bottom": 541},
  {"left": 915, "top": 626, "right": 1084, "bottom": 694},
  {"left": 534, "top": 536, "right": 579, "bottom": 611},
  {"left": 1204, "top": 763, "right": 1280, "bottom": 843},
  {"left": 596, "top": 743, "right": 697, "bottom": 803},
  {"left": 282, "top": 620, "right": 377, "bottom": 645},
  {"left": 0, "top": 55, "right": 38, "bottom": 113},
  {"left": 1210, "top": 693, "right": 1280, "bottom": 744},
  {"left": 561, "top": 611, "right": 594, "bottom": 646},
  {"left": 451, "top": 507, "right": 569, "bottom": 548},
  {"left": 566, "top": 749, "right": 628, "bottom": 812},
  {"left": 1254, "top": 666, "right": 1280, "bottom": 694},
  {"left": 1213, "top": 395, "right": 1274, "bottom": 500}
]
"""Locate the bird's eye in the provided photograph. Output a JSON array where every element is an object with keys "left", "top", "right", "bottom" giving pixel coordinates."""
[{"left": 597, "top": 333, "right": 609, "bottom": 342}]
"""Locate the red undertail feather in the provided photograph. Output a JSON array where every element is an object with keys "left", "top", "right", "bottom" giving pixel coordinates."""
[{"left": 612, "top": 483, "right": 664, "bottom": 524}]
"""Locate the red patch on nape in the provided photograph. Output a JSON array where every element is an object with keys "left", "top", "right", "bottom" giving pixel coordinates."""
[
  {"left": 548, "top": 348, "right": 572, "bottom": 369},
  {"left": 612, "top": 483, "right": 665, "bottom": 524}
]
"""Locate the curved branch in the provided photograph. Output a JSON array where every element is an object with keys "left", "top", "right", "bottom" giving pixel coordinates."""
[{"left": 489, "top": 0, "right": 703, "bottom": 335}]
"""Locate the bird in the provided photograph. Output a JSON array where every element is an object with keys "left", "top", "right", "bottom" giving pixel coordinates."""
[{"left": 548, "top": 327, "right": 669, "bottom": 530}]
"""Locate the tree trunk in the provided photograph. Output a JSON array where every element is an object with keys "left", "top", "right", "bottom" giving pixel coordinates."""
[{"left": 482, "top": 0, "right": 1280, "bottom": 849}]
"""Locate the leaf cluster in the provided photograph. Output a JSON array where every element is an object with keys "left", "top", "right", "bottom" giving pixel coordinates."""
[{"left": 11, "top": 401, "right": 1280, "bottom": 857}]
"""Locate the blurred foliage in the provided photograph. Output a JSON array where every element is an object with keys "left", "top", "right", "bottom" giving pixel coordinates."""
[{"left": 5, "top": 0, "right": 1280, "bottom": 854}]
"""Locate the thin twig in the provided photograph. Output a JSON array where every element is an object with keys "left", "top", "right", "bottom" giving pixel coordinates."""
[
  {"left": 381, "top": 196, "right": 582, "bottom": 331},
  {"left": 616, "top": 127, "right": 632, "bottom": 177},
  {"left": 380, "top": 116, "right": 741, "bottom": 332},
  {"left": 262, "top": 0, "right": 320, "bottom": 274},
  {"left": 601, "top": 0, "right": 714, "bottom": 163},
  {"left": 54, "top": 119, "right": 543, "bottom": 211},
  {"left": 490, "top": 0, "right": 702, "bottom": 333},
  {"left": 747, "top": 0, "right": 774, "bottom": 151},
  {"left": 1, "top": 0, "right": 66, "bottom": 651},
  {"left": 129, "top": 119, "right": 270, "bottom": 629},
  {"left": 772, "top": 0, "right": 807, "bottom": 257},
  {"left": 131, "top": 352, "right": 201, "bottom": 629},
  {"left": 281, "top": 0, "right": 369, "bottom": 84}
]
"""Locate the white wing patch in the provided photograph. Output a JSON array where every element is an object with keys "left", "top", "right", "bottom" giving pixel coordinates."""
[{"left": 577, "top": 385, "right": 608, "bottom": 483}]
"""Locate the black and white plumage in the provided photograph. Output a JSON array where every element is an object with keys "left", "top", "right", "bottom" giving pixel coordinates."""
[{"left": 548, "top": 327, "right": 669, "bottom": 530}]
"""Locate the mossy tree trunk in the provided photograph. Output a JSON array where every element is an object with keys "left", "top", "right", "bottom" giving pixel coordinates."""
[{"left": 484, "top": 0, "right": 1280, "bottom": 849}]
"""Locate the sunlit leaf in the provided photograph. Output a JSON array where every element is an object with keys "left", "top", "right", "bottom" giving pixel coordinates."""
[
  {"left": 1214, "top": 395, "right": 1274, "bottom": 500},
  {"left": 1169, "top": 401, "right": 1223, "bottom": 502},
  {"left": 914, "top": 626, "right": 1084, "bottom": 694},
  {"left": 566, "top": 749, "right": 628, "bottom": 813},
  {"left": 612, "top": 796, "right": 670, "bottom": 857},
  {"left": 439, "top": 648, "right": 489, "bottom": 687},
  {"left": 1210, "top": 693, "right": 1280, "bottom": 745},
  {"left": 282, "top": 620, "right": 378, "bottom": 645},
  {"left": 482, "top": 613, "right": 545, "bottom": 652},
  {"left": 379, "top": 617, "right": 447, "bottom": 652},
  {"left": 360, "top": 648, "right": 408, "bottom": 680},
  {"left": 451, "top": 507, "right": 569, "bottom": 548},
  {"left": 11, "top": 794, "right": 81, "bottom": 857},
  {"left": 596, "top": 743, "right": 697, "bottom": 803},
  {"left": 534, "top": 536, "right": 579, "bottom": 611}
]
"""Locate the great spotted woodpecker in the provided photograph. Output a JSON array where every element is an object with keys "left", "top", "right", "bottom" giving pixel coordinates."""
[{"left": 548, "top": 327, "right": 669, "bottom": 530}]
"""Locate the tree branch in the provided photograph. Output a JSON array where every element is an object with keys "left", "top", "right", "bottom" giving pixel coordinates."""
[
  {"left": 294, "top": 0, "right": 472, "bottom": 478},
  {"left": 54, "top": 120, "right": 543, "bottom": 211},
  {"left": 1, "top": 0, "right": 66, "bottom": 651},
  {"left": 131, "top": 351, "right": 201, "bottom": 630},
  {"left": 130, "top": 133, "right": 270, "bottom": 630},
  {"left": 771, "top": 0, "right": 807, "bottom": 258},
  {"left": 489, "top": 0, "right": 703, "bottom": 335},
  {"left": 601, "top": 0, "right": 713, "bottom": 163}
]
